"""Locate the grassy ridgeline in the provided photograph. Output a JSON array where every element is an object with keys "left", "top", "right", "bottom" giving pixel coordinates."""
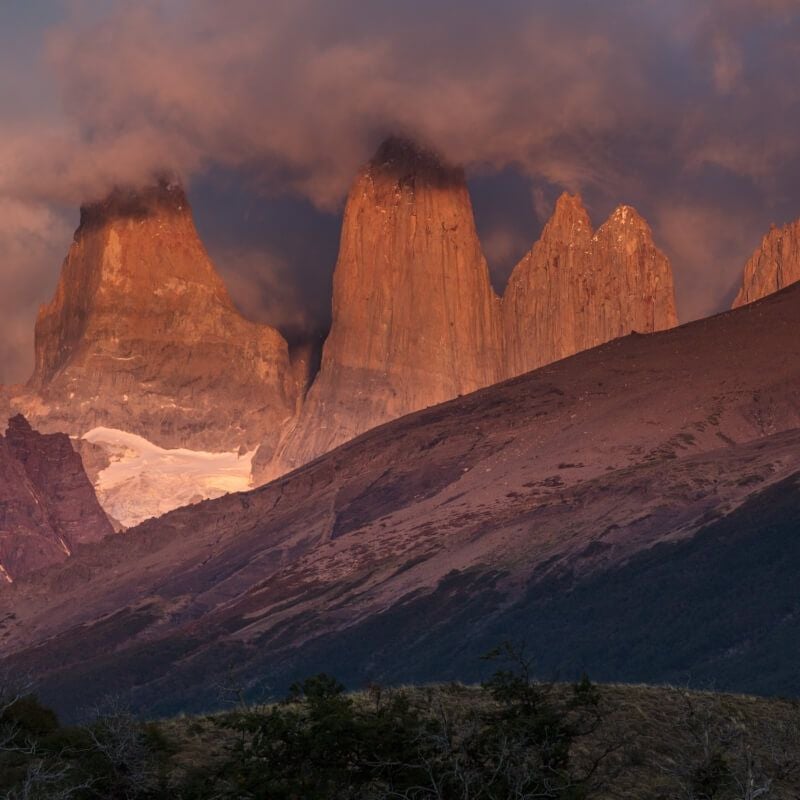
[{"left": 3, "top": 656, "right": 800, "bottom": 799}]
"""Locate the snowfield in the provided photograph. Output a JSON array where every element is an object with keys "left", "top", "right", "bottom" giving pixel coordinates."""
[{"left": 82, "top": 427, "right": 255, "bottom": 528}]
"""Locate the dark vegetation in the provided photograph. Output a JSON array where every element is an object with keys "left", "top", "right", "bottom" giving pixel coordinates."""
[{"left": 3, "top": 646, "right": 800, "bottom": 799}]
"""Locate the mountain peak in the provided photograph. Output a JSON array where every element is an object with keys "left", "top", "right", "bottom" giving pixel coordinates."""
[
  {"left": 732, "top": 217, "right": 800, "bottom": 308},
  {"left": 554, "top": 191, "right": 587, "bottom": 213},
  {"left": 78, "top": 176, "right": 188, "bottom": 234},
  {"left": 504, "top": 193, "right": 677, "bottom": 376},
  {"left": 604, "top": 204, "right": 650, "bottom": 233},
  {"left": 259, "top": 134, "right": 502, "bottom": 480},
  {"left": 22, "top": 175, "right": 296, "bottom": 452},
  {"left": 541, "top": 192, "right": 593, "bottom": 242}
]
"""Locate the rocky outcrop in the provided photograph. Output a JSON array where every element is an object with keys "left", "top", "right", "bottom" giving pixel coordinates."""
[
  {"left": 503, "top": 193, "right": 678, "bottom": 377},
  {"left": 257, "top": 138, "right": 504, "bottom": 480},
  {"left": 7, "top": 154, "right": 679, "bottom": 498},
  {"left": 732, "top": 219, "right": 800, "bottom": 308},
  {"left": 18, "top": 179, "right": 296, "bottom": 451},
  {"left": 0, "top": 415, "right": 112, "bottom": 581},
  {"left": 254, "top": 176, "right": 678, "bottom": 484}
]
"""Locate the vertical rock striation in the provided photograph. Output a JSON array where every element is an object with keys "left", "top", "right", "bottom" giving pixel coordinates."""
[
  {"left": 732, "top": 219, "right": 800, "bottom": 308},
  {"left": 503, "top": 193, "right": 678, "bottom": 377},
  {"left": 257, "top": 138, "right": 504, "bottom": 480},
  {"left": 22, "top": 179, "right": 296, "bottom": 451}
]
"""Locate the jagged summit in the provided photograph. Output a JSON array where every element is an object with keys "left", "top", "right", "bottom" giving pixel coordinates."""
[
  {"left": 503, "top": 193, "right": 677, "bottom": 377},
  {"left": 732, "top": 218, "right": 800, "bottom": 308},
  {"left": 541, "top": 192, "right": 593, "bottom": 244},
  {"left": 601, "top": 204, "right": 651, "bottom": 235},
  {"left": 552, "top": 191, "right": 590, "bottom": 218},
  {"left": 255, "top": 169, "right": 679, "bottom": 482}
]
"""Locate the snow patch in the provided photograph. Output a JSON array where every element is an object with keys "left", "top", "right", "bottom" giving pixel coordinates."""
[
  {"left": 82, "top": 427, "right": 255, "bottom": 529},
  {"left": 0, "top": 563, "right": 12, "bottom": 583}
]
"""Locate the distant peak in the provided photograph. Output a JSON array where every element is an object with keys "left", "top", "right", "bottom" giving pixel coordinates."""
[
  {"left": 606, "top": 204, "right": 648, "bottom": 230},
  {"left": 78, "top": 175, "right": 189, "bottom": 233},
  {"left": 553, "top": 192, "right": 588, "bottom": 216},
  {"left": 542, "top": 192, "right": 592, "bottom": 238}
]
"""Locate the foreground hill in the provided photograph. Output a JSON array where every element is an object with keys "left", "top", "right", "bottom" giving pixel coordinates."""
[
  {"left": 3, "top": 677, "right": 800, "bottom": 799},
  {"left": 1, "top": 283, "right": 799, "bottom": 716}
]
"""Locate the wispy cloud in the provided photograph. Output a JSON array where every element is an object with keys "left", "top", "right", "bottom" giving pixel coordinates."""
[{"left": 1, "top": 0, "right": 800, "bottom": 380}]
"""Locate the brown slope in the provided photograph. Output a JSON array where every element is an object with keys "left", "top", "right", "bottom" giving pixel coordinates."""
[
  {"left": 733, "top": 218, "right": 800, "bottom": 308},
  {"left": 14, "top": 180, "right": 295, "bottom": 451},
  {"left": 503, "top": 193, "right": 678, "bottom": 377},
  {"left": 257, "top": 138, "right": 504, "bottom": 481},
  {"left": 0, "top": 415, "right": 113, "bottom": 582},
  {"left": 1, "top": 283, "right": 799, "bottom": 714}
]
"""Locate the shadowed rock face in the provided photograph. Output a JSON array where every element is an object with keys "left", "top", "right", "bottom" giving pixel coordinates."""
[
  {"left": 733, "top": 218, "right": 800, "bottom": 308},
  {"left": 3, "top": 284, "right": 799, "bottom": 717},
  {"left": 258, "top": 138, "right": 504, "bottom": 480},
  {"left": 0, "top": 415, "right": 112, "bottom": 582},
  {"left": 19, "top": 180, "right": 296, "bottom": 451},
  {"left": 503, "top": 193, "right": 678, "bottom": 378}
]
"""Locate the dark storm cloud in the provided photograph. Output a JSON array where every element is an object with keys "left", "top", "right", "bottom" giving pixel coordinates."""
[{"left": 1, "top": 0, "right": 800, "bottom": 380}]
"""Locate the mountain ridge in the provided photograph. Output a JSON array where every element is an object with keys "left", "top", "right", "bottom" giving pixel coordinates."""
[{"left": 2, "top": 281, "right": 798, "bottom": 715}]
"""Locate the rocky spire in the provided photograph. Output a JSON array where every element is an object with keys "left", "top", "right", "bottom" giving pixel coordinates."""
[
  {"left": 732, "top": 219, "right": 800, "bottom": 308},
  {"left": 256, "top": 137, "right": 504, "bottom": 481},
  {"left": 23, "top": 178, "right": 296, "bottom": 451},
  {"left": 503, "top": 193, "right": 678, "bottom": 378}
]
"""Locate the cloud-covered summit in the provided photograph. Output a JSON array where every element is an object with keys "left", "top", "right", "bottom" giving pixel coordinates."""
[{"left": 1, "top": 0, "right": 800, "bottom": 381}]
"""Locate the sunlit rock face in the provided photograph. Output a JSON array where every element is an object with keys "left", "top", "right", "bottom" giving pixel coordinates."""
[
  {"left": 257, "top": 137, "right": 504, "bottom": 481},
  {"left": 6, "top": 154, "right": 679, "bottom": 506},
  {"left": 19, "top": 179, "right": 296, "bottom": 452},
  {"left": 0, "top": 415, "right": 112, "bottom": 582},
  {"left": 502, "top": 193, "right": 678, "bottom": 378},
  {"left": 732, "top": 219, "right": 800, "bottom": 308}
]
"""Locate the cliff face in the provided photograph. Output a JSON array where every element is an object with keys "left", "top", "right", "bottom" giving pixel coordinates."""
[
  {"left": 22, "top": 180, "right": 296, "bottom": 451},
  {"left": 732, "top": 219, "right": 800, "bottom": 308},
  {"left": 503, "top": 193, "right": 678, "bottom": 377},
  {"left": 0, "top": 415, "right": 112, "bottom": 582},
  {"left": 8, "top": 157, "right": 680, "bottom": 498},
  {"left": 257, "top": 138, "right": 504, "bottom": 480}
]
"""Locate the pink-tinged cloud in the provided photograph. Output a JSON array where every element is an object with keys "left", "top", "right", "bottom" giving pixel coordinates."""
[{"left": 1, "top": 0, "right": 800, "bottom": 380}]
